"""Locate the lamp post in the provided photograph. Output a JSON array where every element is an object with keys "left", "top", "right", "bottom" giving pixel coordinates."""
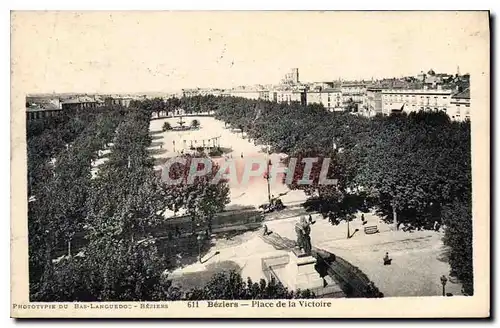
[
  {"left": 197, "top": 233, "right": 202, "bottom": 263},
  {"left": 265, "top": 146, "right": 272, "bottom": 203},
  {"left": 440, "top": 275, "right": 448, "bottom": 296}
]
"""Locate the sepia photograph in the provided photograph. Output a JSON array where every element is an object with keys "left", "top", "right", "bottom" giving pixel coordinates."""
[{"left": 10, "top": 10, "right": 490, "bottom": 318}]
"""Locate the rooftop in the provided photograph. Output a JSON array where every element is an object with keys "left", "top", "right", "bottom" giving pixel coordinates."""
[
  {"left": 381, "top": 88, "right": 453, "bottom": 94},
  {"left": 62, "top": 96, "right": 99, "bottom": 104},
  {"left": 452, "top": 88, "right": 470, "bottom": 100}
]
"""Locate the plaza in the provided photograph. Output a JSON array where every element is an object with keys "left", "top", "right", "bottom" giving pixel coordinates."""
[
  {"left": 153, "top": 115, "right": 463, "bottom": 298},
  {"left": 148, "top": 116, "right": 307, "bottom": 208}
]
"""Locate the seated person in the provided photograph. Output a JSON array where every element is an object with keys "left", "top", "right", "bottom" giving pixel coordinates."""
[
  {"left": 263, "top": 224, "right": 272, "bottom": 236},
  {"left": 383, "top": 252, "right": 392, "bottom": 265}
]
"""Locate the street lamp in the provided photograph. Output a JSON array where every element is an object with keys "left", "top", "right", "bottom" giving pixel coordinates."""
[
  {"left": 440, "top": 275, "right": 448, "bottom": 296},
  {"left": 265, "top": 146, "right": 272, "bottom": 203},
  {"left": 197, "top": 234, "right": 203, "bottom": 263}
]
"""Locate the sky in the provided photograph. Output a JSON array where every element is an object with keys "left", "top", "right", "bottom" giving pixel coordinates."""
[{"left": 11, "top": 11, "right": 489, "bottom": 94}]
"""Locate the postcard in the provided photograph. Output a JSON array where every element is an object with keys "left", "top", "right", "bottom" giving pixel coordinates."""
[{"left": 10, "top": 10, "right": 490, "bottom": 318}]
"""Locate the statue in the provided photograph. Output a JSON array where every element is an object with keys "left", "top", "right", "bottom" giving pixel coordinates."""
[{"left": 295, "top": 216, "right": 313, "bottom": 255}]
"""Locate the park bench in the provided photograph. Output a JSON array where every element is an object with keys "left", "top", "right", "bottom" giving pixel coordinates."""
[
  {"left": 364, "top": 225, "right": 379, "bottom": 235},
  {"left": 323, "top": 275, "right": 336, "bottom": 286}
]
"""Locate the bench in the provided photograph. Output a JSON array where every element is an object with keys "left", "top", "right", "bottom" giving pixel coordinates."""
[
  {"left": 324, "top": 275, "right": 335, "bottom": 286},
  {"left": 364, "top": 225, "right": 379, "bottom": 235}
]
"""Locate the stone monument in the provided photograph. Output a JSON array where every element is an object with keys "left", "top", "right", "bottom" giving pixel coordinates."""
[
  {"left": 289, "top": 216, "right": 324, "bottom": 291},
  {"left": 261, "top": 216, "right": 344, "bottom": 297}
]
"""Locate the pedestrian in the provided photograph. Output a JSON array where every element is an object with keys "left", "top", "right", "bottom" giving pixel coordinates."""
[
  {"left": 241, "top": 152, "right": 243, "bottom": 158},
  {"left": 361, "top": 213, "right": 367, "bottom": 225},
  {"left": 383, "top": 252, "right": 392, "bottom": 265},
  {"left": 263, "top": 224, "right": 272, "bottom": 236},
  {"left": 433, "top": 220, "right": 440, "bottom": 231}
]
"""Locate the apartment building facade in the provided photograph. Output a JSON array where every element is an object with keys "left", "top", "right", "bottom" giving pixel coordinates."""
[
  {"left": 306, "top": 87, "right": 342, "bottom": 111},
  {"left": 449, "top": 88, "right": 470, "bottom": 121},
  {"left": 365, "top": 87, "right": 383, "bottom": 116},
  {"left": 61, "top": 96, "right": 104, "bottom": 111},
  {"left": 381, "top": 87, "right": 452, "bottom": 115},
  {"left": 341, "top": 83, "right": 367, "bottom": 108}
]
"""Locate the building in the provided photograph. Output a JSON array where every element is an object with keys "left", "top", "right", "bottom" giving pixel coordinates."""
[
  {"left": 61, "top": 96, "right": 104, "bottom": 111},
  {"left": 26, "top": 97, "right": 62, "bottom": 121},
  {"left": 306, "top": 86, "right": 342, "bottom": 111},
  {"left": 259, "top": 90, "right": 270, "bottom": 101},
  {"left": 182, "top": 88, "right": 225, "bottom": 97},
  {"left": 227, "top": 85, "right": 267, "bottom": 100},
  {"left": 449, "top": 88, "right": 470, "bottom": 121},
  {"left": 274, "top": 85, "right": 307, "bottom": 106},
  {"left": 341, "top": 83, "right": 367, "bottom": 110},
  {"left": 365, "top": 87, "right": 383, "bottom": 116},
  {"left": 105, "top": 97, "right": 134, "bottom": 108},
  {"left": 416, "top": 69, "right": 453, "bottom": 87},
  {"left": 381, "top": 86, "right": 452, "bottom": 115},
  {"left": 281, "top": 68, "right": 300, "bottom": 85},
  {"left": 26, "top": 104, "right": 62, "bottom": 121}
]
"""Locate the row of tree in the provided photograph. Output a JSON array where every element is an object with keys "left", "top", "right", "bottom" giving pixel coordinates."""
[
  {"left": 28, "top": 101, "right": 311, "bottom": 301},
  {"left": 28, "top": 109, "right": 124, "bottom": 293}
]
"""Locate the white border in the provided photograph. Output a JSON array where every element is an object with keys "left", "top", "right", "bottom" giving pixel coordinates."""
[{"left": 3, "top": 2, "right": 497, "bottom": 327}]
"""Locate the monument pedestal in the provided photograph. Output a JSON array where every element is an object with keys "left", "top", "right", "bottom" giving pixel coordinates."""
[{"left": 288, "top": 248, "right": 324, "bottom": 291}]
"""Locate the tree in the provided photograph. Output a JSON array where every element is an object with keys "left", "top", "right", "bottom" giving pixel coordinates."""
[
  {"left": 191, "top": 119, "right": 200, "bottom": 129},
  {"left": 186, "top": 270, "right": 314, "bottom": 300},
  {"left": 164, "top": 154, "right": 230, "bottom": 234},
  {"left": 33, "top": 237, "right": 182, "bottom": 302},
  {"left": 162, "top": 121, "right": 172, "bottom": 132},
  {"left": 210, "top": 95, "right": 472, "bottom": 291},
  {"left": 355, "top": 112, "right": 470, "bottom": 230},
  {"left": 237, "top": 123, "right": 244, "bottom": 137},
  {"left": 27, "top": 104, "right": 124, "bottom": 299},
  {"left": 442, "top": 199, "right": 473, "bottom": 295},
  {"left": 345, "top": 98, "right": 357, "bottom": 112}
]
